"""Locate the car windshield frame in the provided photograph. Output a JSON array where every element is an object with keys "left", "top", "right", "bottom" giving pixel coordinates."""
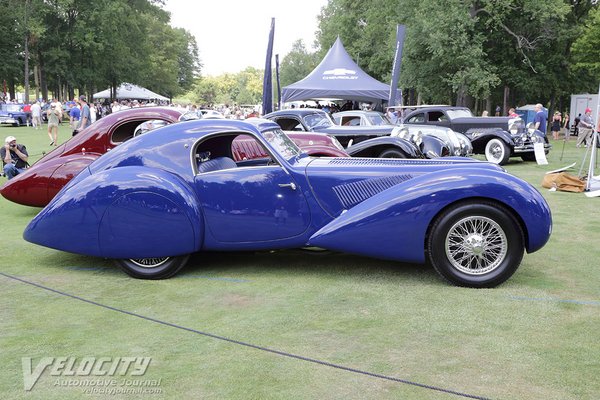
[
  {"left": 304, "top": 113, "right": 334, "bottom": 130},
  {"left": 262, "top": 128, "right": 302, "bottom": 161}
]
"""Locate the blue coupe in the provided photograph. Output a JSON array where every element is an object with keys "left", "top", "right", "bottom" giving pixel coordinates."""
[{"left": 24, "top": 118, "right": 552, "bottom": 287}]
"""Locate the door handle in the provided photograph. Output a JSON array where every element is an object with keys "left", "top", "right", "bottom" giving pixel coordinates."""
[{"left": 278, "top": 182, "right": 297, "bottom": 190}]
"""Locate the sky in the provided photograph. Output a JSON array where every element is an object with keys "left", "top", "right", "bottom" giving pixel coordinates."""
[{"left": 162, "top": 0, "right": 329, "bottom": 76}]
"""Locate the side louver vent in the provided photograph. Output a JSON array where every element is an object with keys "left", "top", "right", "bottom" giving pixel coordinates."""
[{"left": 333, "top": 175, "right": 412, "bottom": 209}]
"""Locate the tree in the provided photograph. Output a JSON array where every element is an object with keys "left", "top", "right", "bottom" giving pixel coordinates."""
[
  {"left": 279, "top": 40, "right": 320, "bottom": 87},
  {"left": 571, "top": 6, "right": 600, "bottom": 89}
]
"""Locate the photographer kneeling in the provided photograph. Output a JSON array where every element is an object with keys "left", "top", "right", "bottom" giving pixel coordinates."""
[{"left": 1, "top": 136, "right": 29, "bottom": 180}]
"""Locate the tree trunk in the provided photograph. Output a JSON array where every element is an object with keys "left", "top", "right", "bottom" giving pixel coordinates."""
[
  {"left": 503, "top": 85, "right": 510, "bottom": 116},
  {"left": 23, "top": 0, "right": 30, "bottom": 103}
]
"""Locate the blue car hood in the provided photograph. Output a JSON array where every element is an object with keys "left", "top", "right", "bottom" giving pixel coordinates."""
[{"left": 304, "top": 157, "right": 503, "bottom": 217}]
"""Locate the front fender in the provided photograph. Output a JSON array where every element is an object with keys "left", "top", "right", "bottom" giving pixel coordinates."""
[
  {"left": 467, "top": 129, "right": 514, "bottom": 152},
  {"left": 24, "top": 166, "right": 203, "bottom": 259},
  {"left": 308, "top": 168, "right": 551, "bottom": 263},
  {"left": 420, "top": 135, "right": 449, "bottom": 158},
  {"left": 346, "top": 136, "right": 422, "bottom": 158}
]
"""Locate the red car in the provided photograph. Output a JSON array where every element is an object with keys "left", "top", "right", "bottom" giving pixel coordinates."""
[{"left": 1, "top": 107, "right": 347, "bottom": 207}]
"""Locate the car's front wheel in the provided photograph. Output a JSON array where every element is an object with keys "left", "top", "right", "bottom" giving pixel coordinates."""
[
  {"left": 484, "top": 138, "right": 510, "bottom": 165},
  {"left": 426, "top": 201, "right": 524, "bottom": 288},
  {"left": 114, "top": 255, "right": 190, "bottom": 279}
]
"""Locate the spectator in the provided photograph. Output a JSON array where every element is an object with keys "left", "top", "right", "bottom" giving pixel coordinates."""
[
  {"left": 1, "top": 136, "right": 29, "bottom": 179},
  {"left": 551, "top": 111, "right": 562, "bottom": 140},
  {"left": 495, "top": 105, "right": 501, "bottom": 116},
  {"left": 563, "top": 112, "right": 570, "bottom": 140},
  {"left": 31, "top": 100, "right": 42, "bottom": 130},
  {"left": 23, "top": 102, "right": 32, "bottom": 126},
  {"left": 89, "top": 102, "right": 97, "bottom": 124},
  {"left": 74, "top": 95, "right": 91, "bottom": 135},
  {"left": 576, "top": 108, "right": 594, "bottom": 148},
  {"left": 533, "top": 103, "right": 547, "bottom": 134},
  {"left": 47, "top": 104, "right": 61, "bottom": 145},
  {"left": 69, "top": 102, "right": 81, "bottom": 129},
  {"left": 507, "top": 108, "right": 518, "bottom": 118},
  {"left": 481, "top": 110, "right": 489, "bottom": 117}
]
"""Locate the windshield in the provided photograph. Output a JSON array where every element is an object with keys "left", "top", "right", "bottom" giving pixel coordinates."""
[
  {"left": 1, "top": 104, "right": 21, "bottom": 112},
  {"left": 304, "top": 113, "right": 333, "bottom": 129},
  {"left": 366, "top": 113, "right": 391, "bottom": 125},
  {"left": 446, "top": 109, "right": 473, "bottom": 119},
  {"left": 263, "top": 128, "right": 301, "bottom": 160}
]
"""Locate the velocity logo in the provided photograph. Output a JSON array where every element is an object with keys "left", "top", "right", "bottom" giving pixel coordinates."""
[{"left": 22, "top": 357, "right": 152, "bottom": 391}]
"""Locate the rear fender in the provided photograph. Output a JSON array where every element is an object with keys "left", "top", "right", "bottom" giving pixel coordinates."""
[
  {"left": 24, "top": 166, "right": 203, "bottom": 258},
  {"left": 308, "top": 168, "right": 551, "bottom": 263}
]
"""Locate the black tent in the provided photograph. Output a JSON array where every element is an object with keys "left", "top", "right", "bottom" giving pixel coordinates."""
[{"left": 281, "top": 37, "right": 391, "bottom": 104}]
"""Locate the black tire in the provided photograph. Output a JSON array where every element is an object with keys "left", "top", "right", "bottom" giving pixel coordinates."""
[
  {"left": 520, "top": 153, "right": 536, "bottom": 162},
  {"left": 484, "top": 138, "right": 510, "bottom": 165},
  {"left": 426, "top": 201, "right": 524, "bottom": 288},
  {"left": 378, "top": 148, "right": 406, "bottom": 158},
  {"left": 114, "top": 254, "right": 190, "bottom": 279}
]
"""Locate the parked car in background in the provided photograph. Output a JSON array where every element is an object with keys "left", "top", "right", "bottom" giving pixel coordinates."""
[
  {"left": 0, "top": 104, "right": 30, "bottom": 126},
  {"left": 391, "top": 124, "right": 473, "bottom": 158},
  {"left": 23, "top": 118, "right": 552, "bottom": 287},
  {"left": 399, "top": 105, "right": 551, "bottom": 164},
  {"left": 264, "top": 108, "right": 425, "bottom": 159},
  {"left": 0, "top": 109, "right": 346, "bottom": 207},
  {"left": 332, "top": 110, "right": 393, "bottom": 127}
]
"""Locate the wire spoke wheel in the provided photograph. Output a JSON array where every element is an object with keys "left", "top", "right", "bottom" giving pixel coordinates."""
[
  {"left": 114, "top": 254, "right": 190, "bottom": 279},
  {"left": 427, "top": 201, "right": 524, "bottom": 288},
  {"left": 129, "top": 257, "right": 171, "bottom": 269},
  {"left": 445, "top": 216, "right": 507, "bottom": 275}
]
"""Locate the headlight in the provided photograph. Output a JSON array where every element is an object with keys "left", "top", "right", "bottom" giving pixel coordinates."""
[
  {"left": 530, "top": 134, "right": 541, "bottom": 143},
  {"left": 508, "top": 117, "right": 524, "bottom": 135}
]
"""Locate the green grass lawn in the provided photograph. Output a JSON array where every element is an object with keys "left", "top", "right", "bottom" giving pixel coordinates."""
[{"left": 1, "top": 125, "right": 599, "bottom": 399}]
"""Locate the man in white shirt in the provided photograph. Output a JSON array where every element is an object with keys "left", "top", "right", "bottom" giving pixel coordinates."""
[{"left": 31, "top": 101, "right": 42, "bottom": 130}]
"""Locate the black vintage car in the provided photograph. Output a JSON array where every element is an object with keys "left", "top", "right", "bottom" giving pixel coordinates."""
[
  {"left": 264, "top": 108, "right": 449, "bottom": 159},
  {"left": 399, "top": 105, "right": 551, "bottom": 165}
]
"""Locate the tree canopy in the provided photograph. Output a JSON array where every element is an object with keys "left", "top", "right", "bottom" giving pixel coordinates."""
[
  {"left": 1, "top": 0, "right": 598, "bottom": 111},
  {"left": 0, "top": 0, "right": 200, "bottom": 102}
]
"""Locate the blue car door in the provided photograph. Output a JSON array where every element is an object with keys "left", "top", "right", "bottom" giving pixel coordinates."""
[{"left": 194, "top": 164, "right": 311, "bottom": 243}]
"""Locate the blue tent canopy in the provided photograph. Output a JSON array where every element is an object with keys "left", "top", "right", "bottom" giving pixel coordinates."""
[{"left": 281, "top": 37, "right": 391, "bottom": 104}]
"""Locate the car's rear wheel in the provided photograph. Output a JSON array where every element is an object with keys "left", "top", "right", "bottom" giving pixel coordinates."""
[
  {"left": 114, "top": 254, "right": 190, "bottom": 279},
  {"left": 484, "top": 138, "right": 510, "bottom": 165},
  {"left": 378, "top": 148, "right": 406, "bottom": 158},
  {"left": 427, "top": 201, "right": 524, "bottom": 288}
]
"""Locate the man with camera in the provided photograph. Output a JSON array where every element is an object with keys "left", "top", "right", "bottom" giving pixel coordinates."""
[{"left": 1, "top": 136, "right": 29, "bottom": 180}]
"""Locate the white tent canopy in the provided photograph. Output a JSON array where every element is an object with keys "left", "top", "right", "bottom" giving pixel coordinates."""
[{"left": 93, "top": 83, "right": 169, "bottom": 101}]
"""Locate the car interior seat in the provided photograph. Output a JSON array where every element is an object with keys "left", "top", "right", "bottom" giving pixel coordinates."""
[{"left": 197, "top": 156, "right": 237, "bottom": 174}]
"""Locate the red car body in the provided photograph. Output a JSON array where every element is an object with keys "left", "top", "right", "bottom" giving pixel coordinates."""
[{"left": 1, "top": 107, "right": 347, "bottom": 207}]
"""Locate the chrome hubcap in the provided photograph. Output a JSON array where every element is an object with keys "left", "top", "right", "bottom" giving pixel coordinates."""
[{"left": 445, "top": 216, "right": 507, "bottom": 275}]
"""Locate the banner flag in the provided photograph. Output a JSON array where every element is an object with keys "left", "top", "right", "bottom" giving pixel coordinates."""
[
  {"left": 388, "top": 25, "right": 406, "bottom": 107},
  {"left": 262, "top": 18, "right": 275, "bottom": 115}
]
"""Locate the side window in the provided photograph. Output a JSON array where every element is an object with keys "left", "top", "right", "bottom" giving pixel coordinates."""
[
  {"left": 133, "top": 120, "right": 168, "bottom": 137},
  {"left": 111, "top": 119, "right": 170, "bottom": 143},
  {"left": 275, "top": 118, "right": 304, "bottom": 131},
  {"left": 408, "top": 113, "right": 425, "bottom": 123},
  {"left": 428, "top": 111, "right": 445, "bottom": 122},
  {"left": 342, "top": 117, "right": 360, "bottom": 126},
  {"left": 195, "top": 133, "right": 275, "bottom": 174}
]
